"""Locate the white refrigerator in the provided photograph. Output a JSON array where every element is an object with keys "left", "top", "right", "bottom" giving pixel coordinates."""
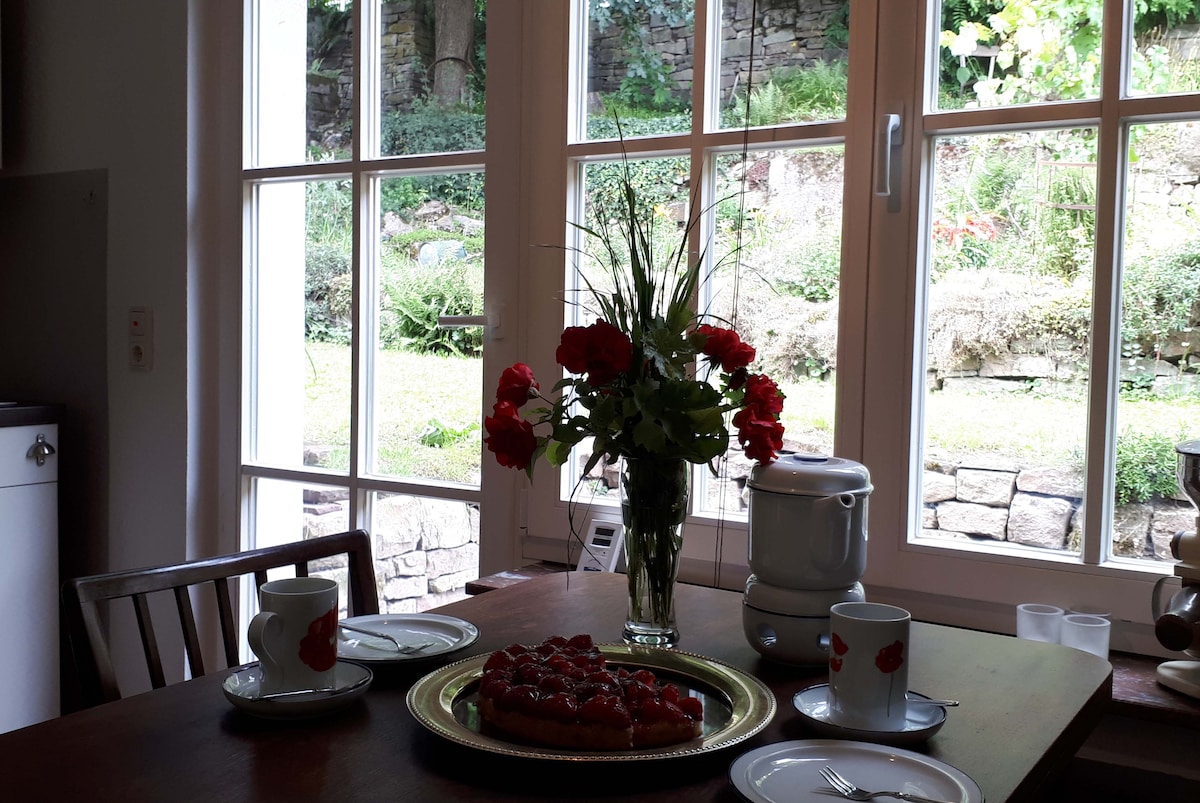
[{"left": 0, "top": 404, "right": 60, "bottom": 733}]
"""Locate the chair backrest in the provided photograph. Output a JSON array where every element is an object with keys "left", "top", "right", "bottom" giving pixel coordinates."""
[{"left": 63, "top": 529, "right": 380, "bottom": 707}]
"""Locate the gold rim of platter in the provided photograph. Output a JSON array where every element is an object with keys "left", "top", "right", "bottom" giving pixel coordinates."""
[{"left": 405, "top": 643, "right": 777, "bottom": 761}]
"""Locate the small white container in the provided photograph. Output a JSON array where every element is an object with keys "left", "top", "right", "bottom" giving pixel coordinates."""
[
  {"left": 1015, "top": 603, "right": 1064, "bottom": 643},
  {"left": 1060, "top": 613, "right": 1111, "bottom": 659}
]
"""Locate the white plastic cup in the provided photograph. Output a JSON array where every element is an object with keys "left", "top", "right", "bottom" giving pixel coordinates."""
[
  {"left": 827, "top": 602, "right": 911, "bottom": 731},
  {"left": 1016, "top": 603, "right": 1064, "bottom": 643},
  {"left": 248, "top": 576, "right": 339, "bottom": 694},
  {"left": 1060, "top": 613, "right": 1111, "bottom": 659}
]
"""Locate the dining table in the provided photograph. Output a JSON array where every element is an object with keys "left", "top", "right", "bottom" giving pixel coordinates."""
[{"left": 1, "top": 570, "right": 1111, "bottom": 802}]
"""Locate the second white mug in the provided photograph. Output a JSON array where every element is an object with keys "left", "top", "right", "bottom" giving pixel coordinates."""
[{"left": 827, "top": 601, "right": 911, "bottom": 731}]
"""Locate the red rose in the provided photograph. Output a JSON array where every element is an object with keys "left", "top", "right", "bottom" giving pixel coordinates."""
[
  {"left": 298, "top": 608, "right": 337, "bottom": 672},
  {"left": 742, "top": 373, "right": 784, "bottom": 416},
  {"left": 696, "top": 324, "right": 756, "bottom": 372},
  {"left": 831, "top": 632, "right": 848, "bottom": 656},
  {"left": 496, "top": 363, "right": 539, "bottom": 407},
  {"left": 829, "top": 656, "right": 843, "bottom": 672},
  {"left": 875, "top": 640, "right": 905, "bottom": 674},
  {"left": 556, "top": 320, "right": 633, "bottom": 386},
  {"left": 484, "top": 402, "right": 537, "bottom": 470},
  {"left": 733, "top": 408, "right": 784, "bottom": 463}
]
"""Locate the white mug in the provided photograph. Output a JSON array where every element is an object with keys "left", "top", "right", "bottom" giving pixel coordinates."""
[
  {"left": 827, "top": 601, "right": 911, "bottom": 731},
  {"left": 248, "top": 576, "right": 339, "bottom": 694}
]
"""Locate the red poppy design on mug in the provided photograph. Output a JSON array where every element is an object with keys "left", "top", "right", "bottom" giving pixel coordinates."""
[
  {"left": 875, "top": 640, "right": 905, "bottom": 674},
  {"left": 829, "top": 631, "right": 848, "bottom": 672},
  {"left": 298, "top": 608, "right": 337, "bottom": 672}
]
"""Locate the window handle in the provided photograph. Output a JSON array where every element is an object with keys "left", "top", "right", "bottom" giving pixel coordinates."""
[
  {"left": 875, "top": 113, "right": 903, "bottom": 212},
  {"left": 437, "top": 304, "right": 504, "bottom": 340}
]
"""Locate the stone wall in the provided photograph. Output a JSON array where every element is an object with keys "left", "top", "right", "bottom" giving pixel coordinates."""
[
  {"left": 308, "top": 1, "right": 846, "bottom": 145},
  {"left": 302, "top": 487, "right": 478, "bottom": 612},
  {"left": 307, "top": 1, "right": 435, "bottom": 150},
  {"left": 587, "top": 0, "right": 845, "bottom": 103},
  {"left": 922, "top": 455, "right": 1193, "bottom": 561}
]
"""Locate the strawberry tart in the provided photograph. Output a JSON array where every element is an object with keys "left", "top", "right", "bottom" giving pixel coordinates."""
[{"left": 475, "top": 634, "right": 704, "bottom": 750}]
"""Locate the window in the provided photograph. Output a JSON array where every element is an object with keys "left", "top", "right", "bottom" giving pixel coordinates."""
[
  {"left": 242, "top": 1, "right": 1190, "bottom": 655},
  {"left": 242, "top": 0, "right": 516, "bottom": 613}
]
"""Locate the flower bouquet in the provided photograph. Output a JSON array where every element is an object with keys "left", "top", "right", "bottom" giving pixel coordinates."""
[{"left": 484, "top": 164, "right": 785, "bottom": 646}]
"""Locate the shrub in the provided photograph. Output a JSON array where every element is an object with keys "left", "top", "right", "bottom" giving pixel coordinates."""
[
  {"left": 1121, "top": 243, "right": 1200, "bottom": 347},
  {"left": 380, "top": 102, "right": 485, "bottom": 212},
  {"left": 380, "top": 253, "right": 483, "bottom": 356},
  {"left": 305, "top": 244, "right": 352, "bottom": 343},
  {"left": 1114, "top": 428, "right": 1183, "bottom": 505}
]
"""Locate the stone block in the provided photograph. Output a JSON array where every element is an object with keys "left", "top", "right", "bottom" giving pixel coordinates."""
[
  {"left": 1006, "top": 493, "right": 1073, "bottom": 549},
  {"left": 935, "top": 501, "right": 1009, "bottom": 539},
  {"left": 979, "top": 353, "right": 1057, "bottom": 379},
  {"left": 429, "top": 568, "right": 478, "bottom": 595},
  {"left": 1150, "top": 499, "right": 1196, "bottom": 560},
  {"left": 1111, "top": 503, "right": 1152, "bottom": 558},
  {"left": 957, "top": 468, "right": 1016, "bottom": 506},
  {"left": 1016, "top": 466, "right": 1084, "bottom": 498},
  {"left": 428, "top": 543, "right": 480, "bottom": 578},
  {"left": 382, "top": 573, "right": 427, "bottom": 602},
  {"left": 940, "top": 376, "right": 1027, "bottom": 394},
  {"left": 922, "top": 505, "right": 938, "bottom": 529},
  {"left": 923, "top": 471, "right": 957, "bottom": 503}
]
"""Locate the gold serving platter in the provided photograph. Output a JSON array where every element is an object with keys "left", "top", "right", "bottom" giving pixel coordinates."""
[{"left": 405, "top": 644, "right": 776, "bottom": 761}]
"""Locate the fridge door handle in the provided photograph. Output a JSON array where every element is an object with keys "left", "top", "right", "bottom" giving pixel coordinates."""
[{"left": 26, "top": 433, "right": 56, "bottom": 466}]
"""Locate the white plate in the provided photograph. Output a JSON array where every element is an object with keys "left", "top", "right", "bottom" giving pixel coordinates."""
[
  {"left": 222, "top": 660, "right": 372, "bottom": 719},
  {"left": 792, "top": 683, "right": 947, "bottom": 745},
  {"left": 729, "top": 739, "right": 984, "bottom": 803},
  {"left": 336, "top": 613, "right": 479, "bottom": 663}
]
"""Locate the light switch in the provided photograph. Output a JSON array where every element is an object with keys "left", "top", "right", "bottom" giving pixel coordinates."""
[
  {"left": 129, "top": 307, "right": 152, "bottom": 337},
  {"left": 129, "top": 307, "right": 154, "bottom": 371}
]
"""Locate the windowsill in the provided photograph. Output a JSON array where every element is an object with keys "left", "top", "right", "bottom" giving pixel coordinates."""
[{"left": 1109, "top": 652, "right": 1200, "bottom": 729}]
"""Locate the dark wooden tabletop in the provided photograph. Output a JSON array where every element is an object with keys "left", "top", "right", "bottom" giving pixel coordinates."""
[{"left": 1, "top": 571, "right": 1111, "bottom": 802}]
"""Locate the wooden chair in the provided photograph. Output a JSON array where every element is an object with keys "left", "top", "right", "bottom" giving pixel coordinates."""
[{"left": 62, "top": 529, "right": 380, "bottom": 707}]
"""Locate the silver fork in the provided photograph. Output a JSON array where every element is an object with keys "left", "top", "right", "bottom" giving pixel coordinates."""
[
  {"left": 818, "top": 766, "right": 957, "bottom": 803},
  {"left": 338, "top": 622, "right": 435, "bottom": 654}
]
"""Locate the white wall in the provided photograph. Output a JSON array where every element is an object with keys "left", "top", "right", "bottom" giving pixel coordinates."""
[{"left": 0, "top": 0, "right": 237, "bottom": 701}]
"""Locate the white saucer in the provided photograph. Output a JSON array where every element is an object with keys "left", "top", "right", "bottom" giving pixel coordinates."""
[
  {"left": 729, "top": 739, "right": 983, "bottom": 803},
  {"left": 792, "top": 683, "right": 947, "bottom": 745},
  {"left": 222, "top": 660, "right": 372, "bottom": 719},
  {"left": 336, "top": 613, "right": 479, "bottom": 663}
]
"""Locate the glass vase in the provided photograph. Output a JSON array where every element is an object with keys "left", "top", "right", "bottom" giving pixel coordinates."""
[{"left": 620, "top": 456, "right": 689, "bottom": 648}]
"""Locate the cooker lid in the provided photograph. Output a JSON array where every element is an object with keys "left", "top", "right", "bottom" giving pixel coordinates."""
[{"left": 747, "top": 452, "right": 872, "bottom": 496}]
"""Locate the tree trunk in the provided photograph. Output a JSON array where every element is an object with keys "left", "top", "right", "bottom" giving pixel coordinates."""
[{"left": 431, "top": 0, "right": 474, "bottom": 106}]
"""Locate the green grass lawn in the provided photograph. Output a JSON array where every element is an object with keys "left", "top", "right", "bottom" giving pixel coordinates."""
[{"left": 305, "top": 344, "right": 1200, "bottom": 482}]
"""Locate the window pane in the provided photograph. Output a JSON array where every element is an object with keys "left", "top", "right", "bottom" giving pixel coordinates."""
[
  {"left": 252, "top": 0, "right": 354, "bottom": 166},
  {"left": 1114, "top": 121, "right": 1200, "bottom": 562},
  {"left": 935, "top": 1, "right": 1102, "bottom": 110},
  {"left": 252, "top": 179, "right": 353, "bottom": 472},
  {"left": 371, "top": 174, "right": 483, "bottom": 485},
  {"left": 252, "top": 477, "right": 352, "bottom": 545},
  {"left": 703, "top": 146, "right": 844, "bottom": 513},
  {"left": 379, "top": 0, "right": 486, "bottom": 157},
  {"left": 919, "top": 130, "right": 1095, "bottom": 556},
  {"left": 716, "top": 0, "right": 849, "bottom": 128},
  {"left": 1129, "top": 5, "right": 1200, "bottom": 96},
  {"left": 369, "top": 491, "right": 479, "bottom": 612},
  {"left": 583, "top": 0, "right": 694, "bottom": 139}
]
